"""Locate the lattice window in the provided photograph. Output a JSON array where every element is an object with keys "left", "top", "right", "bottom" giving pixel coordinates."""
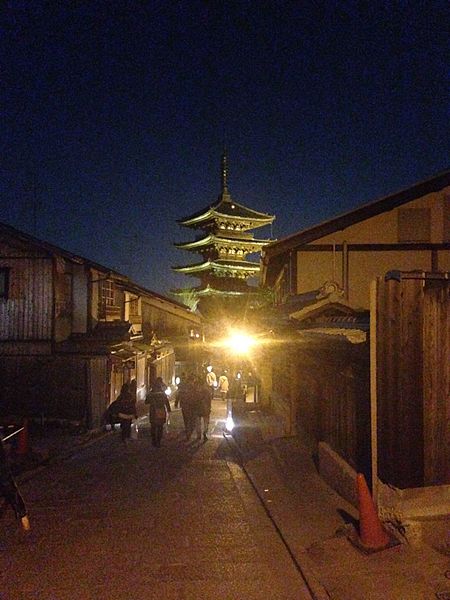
[{"left": 101, "top": 280, "right": 115, "bottom": 306}]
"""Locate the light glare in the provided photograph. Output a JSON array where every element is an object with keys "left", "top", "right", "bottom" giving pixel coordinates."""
[
  {"left": 225, "top": 416, "right": 235, "bottom": 431},
  {"left": 226, "top": 331, "right": 255, "bottom": 354}
]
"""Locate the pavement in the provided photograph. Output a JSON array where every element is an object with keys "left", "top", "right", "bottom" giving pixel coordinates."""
[
  {"left": 231, "top": 411, "right": 450, "bottom": 600},
  {"left": 5, "top": 403, "right": 450, "bottom": 600}
]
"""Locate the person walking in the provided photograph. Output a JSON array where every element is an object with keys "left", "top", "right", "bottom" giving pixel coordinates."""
[
  {"left": 218, "top": 371, "right": 229, "bottom": 401},
  {"left": 145, "top": 377, "right": 171, "bottom": 447},
  {"left": 193, "top": 376, "right": 212, "bottom": 442},
  {"left": 177, "top": 373, "right": 196, "bottom": 441},
  {"left": 205, "top": 366, "right": 217, "bottom": 399},
  {"left": 0, "top": 437, "right": 30, "bottom": 531},
  {"left": 174, "top": 372, "right": 186, "bottom": 408},
  {"left": 116, "top": 382, "right": 137, "bottom": 444}
]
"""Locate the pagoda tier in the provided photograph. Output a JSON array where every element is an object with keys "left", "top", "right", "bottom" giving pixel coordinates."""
[
  {"left": 174, "top": 233, "right": 271, "bottom": 256},
  {"left": 177, "top": 194, "right": 274, "bottom": 232},
  {"left": 172, "top": 152, "right": 275, "bottom": 314},
  {"left": 176, "top": 283, "right": 262, "bottom": 297},
  {"left": 172, "top": 258, "right": 260, "bottom": 279}
]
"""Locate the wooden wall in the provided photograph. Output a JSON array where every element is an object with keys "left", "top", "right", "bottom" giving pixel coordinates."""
[
  {"left": 376, "top": 275, "right": 450, "bottom": 487},
  {"left": 0, "top": 257, "right": 53, "bottom": 340},
  {"left": 0, "top": 355, "right": 107, "bottom": 427},
  {"left": 259, "top": 337, "right": 371, "bottom": 475}
]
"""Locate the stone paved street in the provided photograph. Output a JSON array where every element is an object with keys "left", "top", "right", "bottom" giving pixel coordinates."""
[{"left": 0, "top": 401, "right": 312, "bottom": 599}]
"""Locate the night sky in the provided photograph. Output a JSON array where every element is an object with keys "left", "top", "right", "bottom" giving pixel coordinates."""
[{"left": 1, "top": 2, "right": 449, "bottom": 296}]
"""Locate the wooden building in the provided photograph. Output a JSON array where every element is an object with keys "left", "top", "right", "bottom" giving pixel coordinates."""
[
  {"left": 257, "top": 171, "right": 450, "bottom": 490},
  {"left": 0, "top": 222, "right": 201, "bottom": 428},
  {"left": 173, "top": 152, "right": 275, "bottom": 319}
]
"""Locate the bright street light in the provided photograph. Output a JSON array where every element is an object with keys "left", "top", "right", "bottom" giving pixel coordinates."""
[{"left": 225, "top": 330, "right": 256, "bottom": 355}]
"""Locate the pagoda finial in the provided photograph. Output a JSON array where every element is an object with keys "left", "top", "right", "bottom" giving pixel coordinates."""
[{"left": 221, "top": 148, "right": 229, "bottom": 195}]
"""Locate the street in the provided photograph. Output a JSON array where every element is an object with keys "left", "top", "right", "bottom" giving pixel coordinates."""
[{"left": 0, "top": 401, "right": 313, "bottom": 600}]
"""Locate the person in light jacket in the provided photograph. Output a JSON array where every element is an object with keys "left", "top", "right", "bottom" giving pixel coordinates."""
[
  {"left": 0, "top": 437, "right": 30, "bottom": 531},
  {"left": 145, "top": 377, "right": 171, "bottom": 447},
  {"left": 218, "top": 372, "right": 229, "bottom": 401}
]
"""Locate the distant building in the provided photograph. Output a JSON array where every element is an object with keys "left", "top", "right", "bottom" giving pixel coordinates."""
[{"left": 172, "top": 152, "right": 275, "bottom": 318}]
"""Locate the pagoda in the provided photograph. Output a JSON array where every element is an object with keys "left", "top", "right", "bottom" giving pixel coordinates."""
[{"left": 172, "top": 153, "right": 275, "bottom": 318}]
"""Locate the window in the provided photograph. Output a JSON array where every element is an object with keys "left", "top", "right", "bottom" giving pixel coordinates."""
[
  {"left": 101, "top": 280, "right": 115, "bottom": 306},
  {"left": 129, "top": 298, "right": 139, "bottom": 317},
  {"left": 398, "top": 208, "right": 431, "bottom": 242},
  {"left": 0, "top": 268, "right": 9, "bottom": 300}
]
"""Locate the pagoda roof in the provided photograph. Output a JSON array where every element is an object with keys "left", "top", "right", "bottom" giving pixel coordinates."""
[
  {"left": 178, "top": 193, "right": 275, "bottom": 228},
  {"left": 174, "top": 233, "right": 272, "bottom": 251},
  {"left": 172, "top": 284, "right": 260, "bottom": 298},
  {"left": 172, "top": 258, "right": 260, "bottom": 276}
]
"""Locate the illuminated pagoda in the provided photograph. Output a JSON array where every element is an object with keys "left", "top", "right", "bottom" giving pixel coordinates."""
[{"left": 172, "top": 152, "right": 275, "bottom": 318}]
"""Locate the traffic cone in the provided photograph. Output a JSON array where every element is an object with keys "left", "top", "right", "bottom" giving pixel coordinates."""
[
  {"left": 16, "top": 418, "right": 29, "bottom": 456},
  {"left": 355, "top": 472, "right": 391, "bottom": 551}
]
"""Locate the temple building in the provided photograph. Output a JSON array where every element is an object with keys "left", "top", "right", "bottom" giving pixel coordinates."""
[{"left": 172, "top": 153, "right": 275, "bottom": 318}]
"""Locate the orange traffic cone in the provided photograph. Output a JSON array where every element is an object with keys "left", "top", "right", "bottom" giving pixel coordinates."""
[
  {"left": 355, "top": 472, "right": 391, "bottom": 551},
  {"left": 16, "top": 418, "right": 29, "bottom": 456}
]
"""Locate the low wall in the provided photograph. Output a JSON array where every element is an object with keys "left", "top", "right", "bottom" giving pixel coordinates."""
[{"left": 318, "top": 441, "right": 358, "bottom": 507}]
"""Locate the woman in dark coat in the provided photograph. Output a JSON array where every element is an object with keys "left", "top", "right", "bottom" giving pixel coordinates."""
[
  {"left": 116, "top": 382, "right": 137, "bottom": 444},
  {"left": 0, "top": 437, "right": 30, "bottom": 531},
  {"left": 177, "top": 373, "right": 196, "bottom": 441},
  {"left": 145, "top": 377, "right": 171, "bottom": 447},
  {"left": 193, "top": 376, "right": 212, "bottom": 442}
]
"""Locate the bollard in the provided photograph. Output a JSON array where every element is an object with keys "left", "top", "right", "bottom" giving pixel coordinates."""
[{"left": 16, "top": 418, "right": 29, "bottom": 455}]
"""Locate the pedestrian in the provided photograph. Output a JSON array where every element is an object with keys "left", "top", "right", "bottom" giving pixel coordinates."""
[
  {"left": 177, "top": 373, "right": 196, "bottom": 441},
  {"left": 193, "top": 376, "right": 212, "bottom": 442},
  {"left": 145, "top": 377, "right": 171, "bottom": 447},
  {"left": 218, "top": 371, "right": 229, "bottom": 401},
  {"left": 116, "top": 382, "right": 137, "bottom": 444},
  {"left": 0, "top": 437, "right": 30, "bottom": 532},
  {"left": 174, "top": 372, "right": 186, "bottom": 409},
  {"left": 205, "top": 366, "right": 217, "bottom": 399}
]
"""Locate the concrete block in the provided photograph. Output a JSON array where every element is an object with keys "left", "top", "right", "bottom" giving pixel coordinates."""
[{"left": 318, "top": 442, "right": 358, "bottom": 507}]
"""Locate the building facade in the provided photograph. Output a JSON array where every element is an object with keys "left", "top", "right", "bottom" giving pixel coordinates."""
[
  {"left": 0, "top": 222, "right": 201, "bottom": 428},
  {"left": 257, "top": 171, "right": 450, "bottom": 494}
]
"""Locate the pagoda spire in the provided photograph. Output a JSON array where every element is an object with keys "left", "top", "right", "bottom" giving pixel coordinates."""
[{"left": 221, "top": 149, "right": 229, "bottom": 197}]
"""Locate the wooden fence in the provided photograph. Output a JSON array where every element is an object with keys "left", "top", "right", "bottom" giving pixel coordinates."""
[{"left": 375, "top": 273, "right": 449, "bottom": 487}]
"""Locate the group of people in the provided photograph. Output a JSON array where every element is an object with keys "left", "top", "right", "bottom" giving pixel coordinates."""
[
  {"left": 110, "top": 377, "right": 172, "bottom": 448},
  {"left": 205, "top": 367, "right": 229, "bottom": 401},
  {"left": 175, "top": 373, "right": 212, "bottom": 442},
  {"left": 109, "top": 367, "right": 230, "bottom": 448}
]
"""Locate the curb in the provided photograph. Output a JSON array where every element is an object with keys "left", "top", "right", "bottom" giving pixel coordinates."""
[{"left": 226, "top": 430, "right": 331, "bottom": 600}]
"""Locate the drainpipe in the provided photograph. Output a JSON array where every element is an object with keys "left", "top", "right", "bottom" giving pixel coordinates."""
[
  {"left": 369, "top": 279, "right": 378, "bottom": 499},
  {"left": 342, "top": 241, "right": 349, "bottom": 301}
]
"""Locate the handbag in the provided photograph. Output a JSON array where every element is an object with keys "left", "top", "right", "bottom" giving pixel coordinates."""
[
  {"left": 154, "top": 407, "right": 166, "bottom": 422},
  {"left": 130, "top": 420, "right": 139, "bottom": 440}
]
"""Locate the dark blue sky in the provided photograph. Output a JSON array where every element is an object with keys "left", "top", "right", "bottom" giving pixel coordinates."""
[{"left": 1, "top": 2, "right": 449, "bottom": 295}]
